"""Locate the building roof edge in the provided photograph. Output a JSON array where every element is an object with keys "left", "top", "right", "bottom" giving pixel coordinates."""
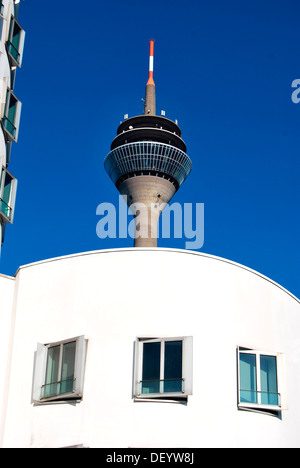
[{"left": 14, "top": 248, "right": 300, "bottom": 304}]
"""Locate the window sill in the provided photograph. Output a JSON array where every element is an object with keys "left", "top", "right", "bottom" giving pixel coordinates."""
[
  {"left": 238, "top": 403, "right": 281, "bottom": 417},
  {"left": 34, "top": 396, "right": 82, "bottom": 406},
  {"left": 0, "top": 210, "right": 12, "bottom": 223},
  {"left": 35, "top": 389, "right": 83, "bottom": 405},
  {"left": 134, "top": 396, "right": 188, "bottom": 405}
]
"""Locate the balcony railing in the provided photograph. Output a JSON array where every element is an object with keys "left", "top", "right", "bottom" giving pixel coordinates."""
[
  {"left": 0, "top": 198, "right": 12, "bottom": 220},
  {"left": 7, "top": 41, "right": 21, "bottom": 64},
  {"left": 105, "top": 141, "right": 192, "bottom": 189},
  {"left": 2, "top": 115, "right": 17, "bottom": 139},
  {"left": 140, "top": 378, "right": 184, "bottom": 395},
  {"left": 41, "top": 378, "right": 74, "bottom": 399},
  {"left": 239, "top": 389, "right": 281, "bottom": 407}
]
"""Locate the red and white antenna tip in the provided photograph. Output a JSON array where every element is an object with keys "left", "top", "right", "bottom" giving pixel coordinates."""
[{"left": 147, "top": 40, "right": 155, "bottom": 86}]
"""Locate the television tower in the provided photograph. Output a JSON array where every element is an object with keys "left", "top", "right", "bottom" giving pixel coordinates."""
[{"left": 104, "top": 41, "right": 192, "bottom": 247}]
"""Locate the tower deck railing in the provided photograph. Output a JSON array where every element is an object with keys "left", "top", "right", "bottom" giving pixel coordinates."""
[{"left": 104, "top": 141, "right": 192, "bottom": 189}]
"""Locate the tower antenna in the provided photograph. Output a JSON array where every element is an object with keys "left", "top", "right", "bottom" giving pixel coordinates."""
[{"left": 144, "top": 39, "right": 156, "bottom": 115}]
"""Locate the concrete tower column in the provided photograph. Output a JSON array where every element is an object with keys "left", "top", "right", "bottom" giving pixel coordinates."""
[{"left": 119, "top": 176, "right": 176, "bottom": 247}]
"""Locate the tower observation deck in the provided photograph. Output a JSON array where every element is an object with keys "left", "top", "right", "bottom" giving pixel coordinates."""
[{"left": 104, "top": 41, "right": 192, "bottom": 247}]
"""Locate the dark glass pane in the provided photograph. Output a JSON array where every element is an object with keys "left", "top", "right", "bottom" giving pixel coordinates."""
[
  {"left": 7, "top": 19, "right": 21, "bottom": 63},
  {"left": 43, "top": 345, "right": 60, "bottom": 398},
  {"left": 59, "top": 341, "right": 76, "bottom": 394},
  {"left": 260, "top": 355, "right": 278, "bottom": 405},
  {"left": 3, "top": 118, "right": 16, "bottom": 137},
  {"left": 141, "top": 380, "right": 160, "bottom": 394},
  {"left": 142, "top": 342, "right": 160, "bottom": 380},
  {"left": 239, "top": 353, "right": 257, "bottom": 404},
  {"left": 164, "top": 341, "right": 182, "bottom": 380},
  {"left": 7, "top": 95, "right": 17, "bottom": 125},
  {"left": 163, "top": 379, "right": 183, "bottom": 393},
  {"left": 141, "top": 342, "right": 160, "bottom": 394},
  {"left": 0, "top": 172, "right": 13, "bottom": 218},
  {"left": 61, "top": 341, "right": 76, "bottom": 382},
  {"left": 45, "top": 346, "right": 60, "bottom": 385},
  {"left": 164, "top": 341, "right": 182, "bottom": 393},
  {"left": 3, "top": 172, "right": 13, "bottom": 205},
  {"left": 60, "top": 379, "right": 74, "bottom": 395},
  {"left": 12, "top": 23, "right": 21, "bottom": 51}
]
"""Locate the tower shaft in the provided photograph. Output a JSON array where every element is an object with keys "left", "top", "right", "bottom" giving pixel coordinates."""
[{"left": 119, "top": 176, "right": 176, "bottom": 247}]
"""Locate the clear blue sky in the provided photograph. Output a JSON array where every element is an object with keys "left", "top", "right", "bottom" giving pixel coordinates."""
[{"left": 1, "top": 0, "right": 299, "bottom": 299}]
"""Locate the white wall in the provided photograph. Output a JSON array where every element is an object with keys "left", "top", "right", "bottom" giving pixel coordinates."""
[
  {"left": 1, "top": 249, "right": 300, "bottom": 448},
  {"left": 0, "top": 273, "right": 16, "bottom": 446}
]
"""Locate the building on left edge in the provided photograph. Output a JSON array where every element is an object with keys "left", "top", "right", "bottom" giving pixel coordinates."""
[{"left": 0, "top": 0, "right": 25, "bottom": 248}]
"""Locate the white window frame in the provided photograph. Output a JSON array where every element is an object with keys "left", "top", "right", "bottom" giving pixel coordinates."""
[
  {"left": 237, "top": 347, "right": 282, "bottom": 412},
  {"left": 0, "top": 166, "right": 17, "bottom": 223},
  {"left": 32, "top": 335, "right": 87, "bottom": 404},
  {"left": 6, "top": 15, "right": 25, "bottom": 68},
  {"left": 134, "top": 336, "right": 193, "bottom": 400},
  {"left": 2, "top": 88, "right": 22, "bottom": 142}
]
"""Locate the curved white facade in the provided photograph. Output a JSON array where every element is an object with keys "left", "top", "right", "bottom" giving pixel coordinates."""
[{"left": 0, "top": 248, "right": 299, "bottom": 448}]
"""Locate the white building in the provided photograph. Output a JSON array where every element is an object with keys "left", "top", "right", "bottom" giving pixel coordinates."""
[
  {"left": 0, "top": 248, "right": 299, "bottom": 448},
  {"left": 0, "top": 0, "right": 25, "bottom": 248},
  {"left": 0, "top": 20, "right": 299, "bottom": 449}
]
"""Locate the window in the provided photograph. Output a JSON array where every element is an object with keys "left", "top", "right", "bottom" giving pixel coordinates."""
[
  {"left": 6, "top": 16, "right": 25, "bottom": 67},
  {"left": 33, "top": 336, "right": 87, "bottom": 403},
  {"left": 238, "top": 348, "right": 281, "bottom": 410},
  {"left": 0, "top": 167, "right": 17, "bottom": 222},
  {"left": 134, "top": 337, "right": 193, "bottom": 399},
  {"left": 2, "top": 89, "right": 22, "bottom": 142},
  {"left": 43, "top": 341, "right": 76, "bottom": 399}
]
